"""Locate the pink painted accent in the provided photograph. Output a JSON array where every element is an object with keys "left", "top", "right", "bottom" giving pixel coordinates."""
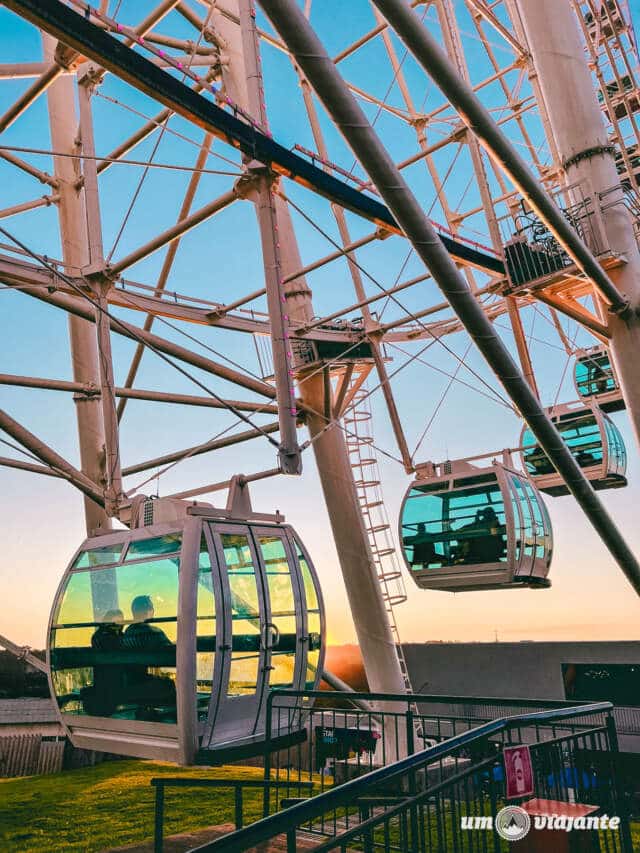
[{"left": 504, "top": 745, "right": 534, "bottom": 799}]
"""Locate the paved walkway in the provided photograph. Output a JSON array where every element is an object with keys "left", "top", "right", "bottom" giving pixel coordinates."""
[{"left": 106, "top": 823, "right": 330, "bottom": 852}]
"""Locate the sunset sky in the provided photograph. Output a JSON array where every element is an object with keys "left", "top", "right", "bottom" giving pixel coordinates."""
[{"left": 1, "top": 1, "right": 639, "bottom": 651}]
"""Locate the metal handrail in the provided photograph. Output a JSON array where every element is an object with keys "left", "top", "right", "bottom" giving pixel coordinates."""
[
  {"left": 309, "top": 722, "right": 618, "bottom": 853},
  {"left": 152, "top": 777, "right": 313, "bottom": 853},
  {"left": 266, "top": 687, "right": 609, "bottom": 710},
  {"left": 198, "top": 700, "right": 613, "bottom": 852}
]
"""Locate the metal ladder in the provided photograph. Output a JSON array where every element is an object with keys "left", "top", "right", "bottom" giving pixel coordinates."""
[{"left": 342, "top": 386, "right": 415, "bottom": 699}]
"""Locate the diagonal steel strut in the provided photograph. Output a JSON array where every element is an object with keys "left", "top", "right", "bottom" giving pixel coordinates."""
[
  {"left": 370, "top": 0, "right": 627, "bottom": 313},
  {"left": 256, "top": 0, "right": 640, "bottom": 596},
  {"left": 1, "top": 0, "right": 504, "bottom": 277}
]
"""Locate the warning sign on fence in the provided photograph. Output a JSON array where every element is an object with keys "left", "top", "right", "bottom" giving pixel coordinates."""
[{"left": 503, "top": 744, "right": 534, "bottom": 799}]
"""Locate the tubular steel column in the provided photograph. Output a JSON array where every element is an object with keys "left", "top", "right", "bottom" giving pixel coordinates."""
[
  {"left": 257, "top": 0, "right": 640, "bottom": 596},
  {"left": 237, "top": 0, "right": 302, "bottom": 474},
  {"left": 514, "top": 0, "right": 640, "bottom": 451},
  {"left": 434, "top": 0, "right": 539, "bottom": 398},
  {"left": 43, "top": 34, "right": 110, "bottom": 533},
  {"left": 215, "top": 1, "right": 409, "bottom": 702},
  {"left": 366, "top": 0, "right": 626, "bottom": 311},
  {"left": 78, "top": 63, "right": 123, "bottom": 514}
]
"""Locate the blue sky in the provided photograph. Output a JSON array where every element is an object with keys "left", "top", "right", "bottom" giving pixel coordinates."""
[{"left": 0, "top": 1, "right": 639, "bottom": 649}]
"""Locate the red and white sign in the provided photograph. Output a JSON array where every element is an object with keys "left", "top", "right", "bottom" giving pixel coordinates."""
[{"left": 504, "top": 745, "right": 534, "bottom": 799}]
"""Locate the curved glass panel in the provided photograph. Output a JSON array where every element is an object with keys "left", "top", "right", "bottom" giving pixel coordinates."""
[
  {"left": 294, "top": 539, "right": 321, "bottom": 690},
  {"left": 51, "top": 556, "right": 179, "bottom": 722},
  {"left": 602, "top": 414, "right": 627, "bottom": 476},
  {"left": 524, "top": 480, "right": 551, "bottom": 560},
  {"left": 220, "top": 533, "right": 261, "bottom": 697},
  {"left": 507, "top": 477, "right": 523, "bottom": 566},
  {"left": 124, "top": 534, "right": 182, "bottom": 561},
  {"left": 196, "top": 534, "right": 215, "bottom": 721},
  {"left": 522, "top": 411, "right": 603, "bottom": 476},
  {"left": 401, "top": 475, "right": 507, "bottom": 571},
  {"left": 258, "top": 535, "right": 298, "bottom": 691},
  {"left": 72, "top": 543, "right": 123, "bottom": 569},
  {"left": 575, "top": 351, "right": 617, "bottom": 398}
]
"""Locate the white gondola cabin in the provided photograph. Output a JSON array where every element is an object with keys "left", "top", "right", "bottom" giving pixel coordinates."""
[
  {"left": 520, "top": 401, "right": 627, "bottom": 497},
  {"left": 574, "top": 346, "right": 625, "bottom": 413},
  {"left": 399, "top": 457, "right": 553, "bottom": 592},
  {"left": 47, "top": 491, "right": 325, "bottom": 764}
]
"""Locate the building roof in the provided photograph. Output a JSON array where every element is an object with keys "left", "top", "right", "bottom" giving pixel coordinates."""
[{"left": 0, "top": 698, "right": 58, "bottom": 725}]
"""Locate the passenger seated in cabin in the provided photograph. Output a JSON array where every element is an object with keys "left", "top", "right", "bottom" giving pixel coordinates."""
[
  {"left": 81, "top": 609, "right": 126, "bottom": 717},
  {"left": 91, "top": 608, "right": 124, "bottom": 650},
  {"left": 575, "top": 449, "right": 597, "bottom": 468},
  {"left": 123, "top": 595, "right": 171, "bottom": 649},
  {"left": 122, "top": 595, "right": 175, "bottom": 719},
  {"left": 591, "top": 363, "right": 610, "bottom": 395},
  {"left": 454, "top": 507, "right": 506, "bottom": 565},
  {"left": 409, "top": 522, "right": 437, "bottom": 569}
]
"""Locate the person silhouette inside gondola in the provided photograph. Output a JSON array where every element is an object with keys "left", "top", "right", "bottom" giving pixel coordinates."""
[
  {"left": 591, "top": 362, "right": 609, "bottom": 395},
  {"left": 409, "top": 522, "right": 437, "bottom": 569},
  {"left": 122, "top": 595, "right": 175, "bottom": 720},
  {"left": 82, "top": 609, "right": 125, "bottom": 717},
  {"left": 455, "top": 507, "right": 506, "bottom": 565}
]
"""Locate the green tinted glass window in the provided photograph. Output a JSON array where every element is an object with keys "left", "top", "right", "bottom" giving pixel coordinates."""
[
  {"left": 259, "top": 535, "right": 297, "bottom": 691},
  {"left": 50, "top": 557, "right": 179, "bottom": 724},
  {"left": 401, "top": 478, "right": 507, "bottom": 570},
  {"left": 221, "top": 533, "right": 260, "bottom": 696},
  {"left": 196, "top": 559, "right": 216, "bottom": 719},
  {"left": 295, "top": 540, "right": 319, "bottom": 611},
  {"left": 125, "top": 534, "right": 182, "bottom": 561},
  {"left": 73, "top": 543, "right": 123, "bottom": 569},
  {"left": 54, "top": 571, "right": 93, "bottom": 625}
]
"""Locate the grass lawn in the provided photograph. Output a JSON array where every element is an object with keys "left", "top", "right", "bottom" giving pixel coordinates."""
[
  {"left": 1, "top": 761, "right": 638, "bottom": 853},
  {"left": 0, "top": 759, "right": 268, "bottom": 853}
]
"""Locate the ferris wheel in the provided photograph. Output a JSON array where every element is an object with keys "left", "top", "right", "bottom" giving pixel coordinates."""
[{"left": 0, "top": 0, "right": 639, "bottom": 762}]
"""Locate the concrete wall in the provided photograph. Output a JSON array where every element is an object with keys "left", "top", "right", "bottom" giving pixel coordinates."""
[
  {"left": 402, "top": 641, "right": 640, "bottom": 752},
  {"left": 402, "top": 641, "right": 640, "bottom": 701}
]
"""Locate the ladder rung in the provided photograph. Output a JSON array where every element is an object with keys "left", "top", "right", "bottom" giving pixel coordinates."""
[
  {"left": 374, "top": 547, "right": 395, "bottom": 558},
  {"left": 366, "top": 524, "right": 390, "bottom": 534}
]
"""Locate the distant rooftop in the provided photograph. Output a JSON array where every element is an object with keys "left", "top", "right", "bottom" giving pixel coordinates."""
[{"left": 0, "top": 698, "right": 58, "bottom": 725}]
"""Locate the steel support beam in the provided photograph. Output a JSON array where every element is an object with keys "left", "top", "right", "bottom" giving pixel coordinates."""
[
  {"left": 43, "top": 32, "right": 110, "bottom": 533},
  {"left": 369, "top": 0, "right": 627, "bottom": 312},
  {"left": 215, "top": 0, "right": 410, "bottom": 722},
  {"left": 235, "top": 0, "right": 301, "bottom": 474},
  {"left": 0, "top": 633, "right": 49, "bottom": 673},
  {"left": 2, "top": 0, "right": 503, "bottom": 276},
  {"left": 0, "top": 373, "right": 279, "bottom": 412},
  {"left": 0, "top": 407, "right": 105, "bottom": 507},
  {"left": 10, "top": 280, "right": 277, "bottom": 398},
  {"left": 0, "top": 455, "right": 63, "bottom": 478},
  {"left": 258, "top": 0, "right": 640, "bottom": 596},
  {"left": 515, "top": 0, "right": 640, "bottom": 453},
  {"left": 110, "top": 186, "right": 243, "bottom": 275},
  {"left": 0, "top": 61, "right": 64, "bottom": 134},
  {"left": 122, "top": 421, "right": 280, "bottom": 477},
  {"left": 78, "top": 65, "right": 124, "bottom": 514},
  {"left": 117, "top": 132, "right": 214, "bottom": 421},
  {"left": 0, "top": 195, "right": 56, "bottom": 219}
]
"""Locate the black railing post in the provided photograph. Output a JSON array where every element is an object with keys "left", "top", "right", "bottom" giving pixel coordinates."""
[
  {"left": 487, "top": 766, "right": 501, "bottom": 853},
  {"left": 605, "top": 712, "right": 634, "bottom": 853},
  {"left": 234, "top": 784, "right": 243, "bottom": 830},
  {"left": 363, "top": 825, "right": 375, "bottom": 853},
  {"left": 286, "top": 827, "right": 297, "bottom": 853},
  {"left": 153, "top": 782, "right": 165, "bottom": 853},
  {"left": 405, "top": 704, "right": 420, "bottom": 849},
  {"left": 263, "top": 691, "right": 274, "bottom": 818}
]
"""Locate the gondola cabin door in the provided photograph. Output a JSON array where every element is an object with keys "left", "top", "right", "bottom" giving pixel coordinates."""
[{"left": 205, "top": 523, "right": 268, "bottom": 746}]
